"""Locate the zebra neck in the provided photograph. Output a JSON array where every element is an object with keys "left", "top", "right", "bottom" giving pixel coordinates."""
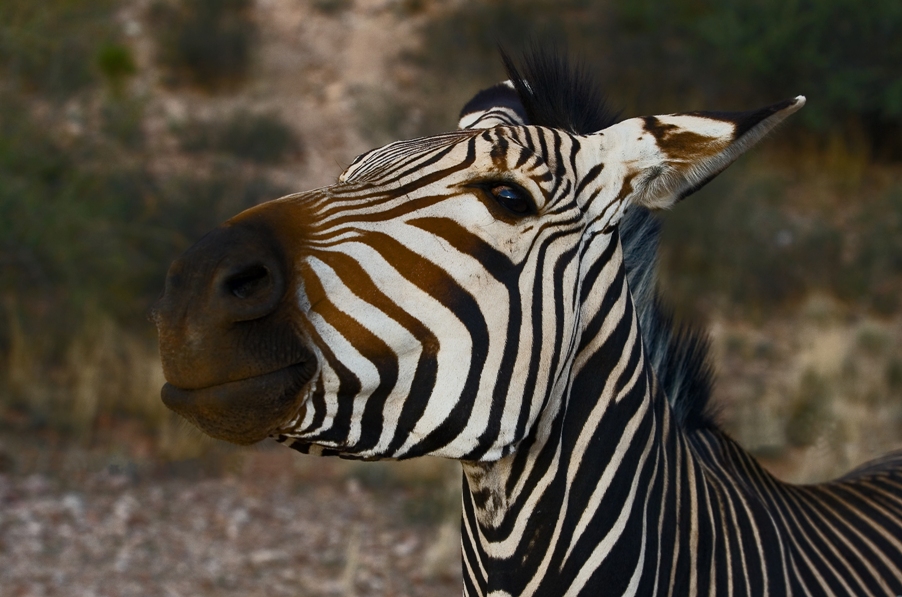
[{"left": 460, "top": 244, "right": 697, "bottom": 595}]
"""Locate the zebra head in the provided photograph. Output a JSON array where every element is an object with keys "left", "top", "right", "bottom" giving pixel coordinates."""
[{"left": 153, "top": 94, "right": 804, "bottom": 460}]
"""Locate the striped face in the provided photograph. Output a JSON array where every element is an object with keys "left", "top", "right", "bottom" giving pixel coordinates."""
[
  {"left": 260, "top": 126, "right": 598, "bottom": 461},
  {"left": 153, "top": 98, "right": 805, "bottom": 460}
]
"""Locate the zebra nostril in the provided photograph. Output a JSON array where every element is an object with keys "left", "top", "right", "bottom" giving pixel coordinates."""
[
  {"left": 215, "top": 260, "right": 285, "bottom": 323},
  {"left": 225, "top": 264, "right": 271, "bottom": 300}
]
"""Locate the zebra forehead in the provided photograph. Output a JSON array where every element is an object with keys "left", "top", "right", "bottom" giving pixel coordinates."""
[
  {"left": 339, "top": 130, "right": 478, "bottom": 184},
  {"left": 338, "top": 124, "right": 567, "bottom": 188}
]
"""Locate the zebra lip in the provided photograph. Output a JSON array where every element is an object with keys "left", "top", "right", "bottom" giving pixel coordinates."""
[{"left": 161, "top": 361, "right": 315, "bottom": 446}]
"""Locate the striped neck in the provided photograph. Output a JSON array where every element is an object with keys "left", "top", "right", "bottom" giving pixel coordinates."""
[{"left": 460, "top": 233, "right": 696, "bottom": 596}]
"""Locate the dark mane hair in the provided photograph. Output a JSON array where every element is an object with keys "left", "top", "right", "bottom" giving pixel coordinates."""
[
  {"left": 502, "top": 48, "right": 718, "bottom": 432},
  {"left": 501, "top": 49, "right": 619, "bottom": 133}
]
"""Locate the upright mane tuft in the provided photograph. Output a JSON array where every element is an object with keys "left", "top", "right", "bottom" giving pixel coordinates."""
[
  {"left": 502, "top": 48, "right": 718, "bottom": 431},
  {"left": 501, "top": 48, "right": 618, "bottom": 134}
]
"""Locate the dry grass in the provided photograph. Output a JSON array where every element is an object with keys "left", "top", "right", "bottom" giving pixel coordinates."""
[{"left": 711, "top": 298, "right": 902, "bottom": 483}]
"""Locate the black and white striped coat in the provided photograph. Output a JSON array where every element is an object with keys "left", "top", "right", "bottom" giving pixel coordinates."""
[{"left": 154, "top": 51, "right": 902, "bottom": 596}]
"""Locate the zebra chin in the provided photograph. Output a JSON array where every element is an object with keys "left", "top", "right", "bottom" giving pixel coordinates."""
[{"left": 160, "top": 360, "right": 316, "bottom": 445}]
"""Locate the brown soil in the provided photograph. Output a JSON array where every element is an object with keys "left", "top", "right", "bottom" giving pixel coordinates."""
[{"left": 0, "top": 446, "right": 461, "bottom": 597}]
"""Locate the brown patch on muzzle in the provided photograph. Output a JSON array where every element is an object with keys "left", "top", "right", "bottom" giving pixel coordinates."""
[{"left": 152, "top": 200, "right": 318, "bottom": 444}]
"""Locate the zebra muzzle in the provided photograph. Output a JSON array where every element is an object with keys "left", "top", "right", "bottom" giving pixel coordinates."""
[
  {"left": 161, "top": 359, "right": 315, "bottom": 445},
  {"left": 153, "top": 203, "right": 318, "bottom": 445}
]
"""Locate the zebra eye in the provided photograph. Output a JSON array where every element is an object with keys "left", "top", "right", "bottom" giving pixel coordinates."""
[{"left": 490, "top": 184, "right": 533, "bottom": 215}]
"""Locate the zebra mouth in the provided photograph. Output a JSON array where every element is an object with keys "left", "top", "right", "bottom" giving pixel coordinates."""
[{"left": 161, "top": 360, "right": 316, "bottom": 446}]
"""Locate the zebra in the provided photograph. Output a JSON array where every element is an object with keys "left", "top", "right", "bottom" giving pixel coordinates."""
[{"left": 152, "top": 50, "right": 902, "bottom": 595}]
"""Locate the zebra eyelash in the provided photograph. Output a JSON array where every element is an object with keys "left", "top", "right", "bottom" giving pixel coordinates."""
[{"left": 467, "top": 180, "right": 537, "bottom": 218}]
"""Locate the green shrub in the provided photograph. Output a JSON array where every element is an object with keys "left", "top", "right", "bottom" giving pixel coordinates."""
[
  {"left": 840, "top": 187, "right": 902, "bottom": 312},
  {"left": 405, "top": 0, "right": 577, "bottom": 135},
  {"left": 353, "top": 86, "right": 419, "bottom": 146},
  {"left": 96, "top": 43, "right": 136, "bottom": 88},
  {"left": 396, "top": 0, "right": 427, "bottom": 17},
  {"left": 0, "top": 0, "right": 119, "bottom": 97},
  {"left": 886, "top": 359, "right": 902, "bottom": 391},
  {"left": 0, "top": 90, "right": 290, "bottom": 438},
  {"left": 603, "top": 0, "right": 902, "bottom": 159},
  {"left": 102, "top": 97, "right": 145, "bottom": 148},
  {"left": 218, "top": 112, "right": 299, "bottom": 163},
  {"left": 0, "top": 94, "right": 288, "bottom": 324},
  {"left": 311, "top": 0, "right": 354, "bottom": 16},
  {"left": 658, "top": 161, "right": 902, "bottom": 316},
  {"left": 176, "top": 111, "right": 300, "bottom": 164},
  {"left": 150, "top": 0, "right": 257, "bottom": 91},
  {"left": 786, "top": 370, "right": 831, "bottom": 448},
  {"left": 415, "top": 0, "right": 902, "bottom": 159},
  {"left": 658, "top": 169, "right": 806, "bottom": 313}
]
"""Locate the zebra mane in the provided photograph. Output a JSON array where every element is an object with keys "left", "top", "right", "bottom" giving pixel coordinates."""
[{"left": 500, "top": 48, "right": 718, "bottom": 432}]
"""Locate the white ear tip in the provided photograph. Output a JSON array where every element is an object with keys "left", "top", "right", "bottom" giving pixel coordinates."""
[{"left": 777, "top": 96, "right": 806, "bottom": 117}]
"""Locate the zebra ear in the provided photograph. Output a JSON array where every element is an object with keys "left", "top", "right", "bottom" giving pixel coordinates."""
[
  {"left": 598, "top": 96, "right": 805, "bottom": 210},
  {"left": 458, "top": 81, "right": 529, "bottom": 129}
]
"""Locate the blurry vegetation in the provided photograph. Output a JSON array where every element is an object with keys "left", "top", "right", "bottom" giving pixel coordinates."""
[
  {"left": 346, "top": 459, "right": 461, "bottom": 525},
  {"left": 727, "top": 315, "right": 902, "bottom": 480},
  {"left": 786, "top": 369, "right": 832, "bottom": 448},
  {"left": 311, "top": 0, "right": 354, "bottom": 16},
  {"left": 102, "top": 96, "right": 146, "bottom": 147},
  {"left": 657, "top": 167, "right": 902, "bottom": 317},
  {"left": 887, "top": 358, "right": 902, "bottom": 391},
  {"left": 0, "top": 0, "right": 901, "bottom": 477},
  {"left": 413, "top": 0, "right": 902, "bottom": 158},
  {"left": 96, "top": 42, "right": 137, "bottom": 91},
  {"left": 0, "top": 96, "right": 280, "bottom": 324},
  {"left": 395, "top": 0, "right": 428, "bottom": 17},
  {"left": 0, "top": 0, "right": 121, "bottom": 97},
  {"left": 353, "top": 86, "right": 425, "bottom": 147},
  {"left": 0, "top": 91, "right": 287, "bottom": 442},
  {"left": 858, "top": 324, "right": 891, "bottom": 356},
  {"left": 175, "top": 111, "right": 301, "bottom": 164},
  {"left": 401, "top": 0, "right": 571, "bottom": 135},
  {"left": 150, "top": 0, "right": 257, "bottom": 91},
  {"left": 610, "top": 0, "right": 902, "bottom": 160},
  {"left": 0, "top": 0, "right": 290, "bottom": 449}
]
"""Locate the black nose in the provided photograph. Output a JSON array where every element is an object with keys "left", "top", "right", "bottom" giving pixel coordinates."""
[{"left": 156, "top": 219, "right": 288, "bottom": 331}]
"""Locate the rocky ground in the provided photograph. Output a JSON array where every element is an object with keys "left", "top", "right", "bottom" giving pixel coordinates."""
[{"left": 0, "top": 446, "right": 462, "bottom": 597}]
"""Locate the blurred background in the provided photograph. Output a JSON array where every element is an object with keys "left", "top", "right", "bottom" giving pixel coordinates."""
[{"left": 0, "top": 0, "right": 900, "bottom": 595}]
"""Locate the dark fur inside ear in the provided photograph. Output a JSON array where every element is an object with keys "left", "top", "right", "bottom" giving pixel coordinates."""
[{"left": 501, "top": 47, "right": 619, "bottom": 135}]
